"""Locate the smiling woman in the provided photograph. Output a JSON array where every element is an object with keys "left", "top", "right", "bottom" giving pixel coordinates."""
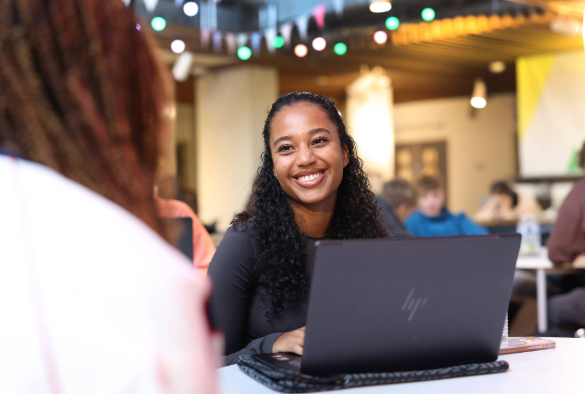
[{"left": 207, "top": 92, "right": 389, "bottom": 366}]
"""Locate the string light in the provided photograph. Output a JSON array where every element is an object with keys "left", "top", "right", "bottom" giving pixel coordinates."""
[
  {"left": 171, "top": 39, "right": 186, "bottom": 54},
  {"left": 237, "top": 47, "right": 252, "bottom": 60},
  {"left": 334, "top": 43, "right": 347, "bottom": 55},
  {"left": 294, "top": 44, "right": 308, "bottom": 57},
  {"left": 273, "top": 36, "right": 285, "bottom": 49},
  {"left": 151, "top": 17, "right": 167, "bottom": 31},
  {"left": 373, "top": 31, "right": 388, "bottom": 44},
  {"left": 312, "top": 37, "right": 327, "bottom": 51},
  {"left": 422, "top": 8, "right": 436, "bottom": 22},
  {"left": 183, "top": 2, "right": 199, "bottom": 17},
  {"left": 369, "top": 0, "right": 391, "bottom": 13},
  {"left": 386, "top": 16, "right": 400, "bottom": 30}
]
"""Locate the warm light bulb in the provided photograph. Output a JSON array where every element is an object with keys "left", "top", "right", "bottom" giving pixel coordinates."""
[
  {"left": 312, "top": 37, "right": 327, "bottom": 51},
  {"left": 171, "top": 40, "right": 186, "bottom": 54},
  {"left": 471, "top": 78, "right": 487, "bottom": 108},
  {"left": 369, "top": 0, "right": 391, "bottom": 13},
  {"left": 183, "top": 2, "right": 199, "bottom": 17},
  {"left": 373, "top": 30, "right": 388, "bottom": 44},
  {"left": 471, "top": 97, "right": 487, "bottom": 109},
  {"left": 488, "top": 61, "right": 506, "bottom": 74},
  {"left": 294, "top": 44, "right": 308, "bottom": 57}
]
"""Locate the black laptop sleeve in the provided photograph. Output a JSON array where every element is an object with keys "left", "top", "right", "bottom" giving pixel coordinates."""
[{"left": 237, "top": 355, "right": 509, "bottom": 393}]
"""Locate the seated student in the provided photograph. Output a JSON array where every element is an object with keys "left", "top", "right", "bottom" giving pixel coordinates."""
[
  {"left": 208, "top": 92, "right": 389, "bottom": 366},
  {"left": 405, "top": 176, "right": 488, "bottom": 237},
  {"left": 547, "top": 142, "right": 585, "bottom": 331},
  {"left": 0, "top": 1, "right": 219, "bottom": 392},
  {"left": 376, "top": 178, "right": 417, "bottom": 237},
  {"left": 474, "top": 180, "right": 543, "bottom": 222}
]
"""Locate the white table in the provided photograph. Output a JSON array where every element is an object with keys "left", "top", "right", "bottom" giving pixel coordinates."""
[
  {"left": 219, "top": 338, "right": 585, "bottom": 394},
  {"left": 516, "top": 250, "right": 585, "bottom": 333},
  {"left": 515, "top": 250, "right": 554, "bottom": 333}
]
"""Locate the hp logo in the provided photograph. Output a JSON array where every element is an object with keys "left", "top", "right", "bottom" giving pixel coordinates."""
[{"left": 402, "top": 288, "right": 428, "bottom": 322}]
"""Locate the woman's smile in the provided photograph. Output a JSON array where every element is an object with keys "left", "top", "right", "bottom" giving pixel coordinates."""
[{"left": 292, "top": 169, "right": 327, "bottom": 188}]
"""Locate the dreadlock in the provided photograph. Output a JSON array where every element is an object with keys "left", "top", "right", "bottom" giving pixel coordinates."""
[{"left": 0, "top": 0, "right": 167, "bottom": 234}]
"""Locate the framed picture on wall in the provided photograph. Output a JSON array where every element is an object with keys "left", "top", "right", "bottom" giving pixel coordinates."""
[{"left": 395, "top": 141, "right": 448, "bottom": 201}]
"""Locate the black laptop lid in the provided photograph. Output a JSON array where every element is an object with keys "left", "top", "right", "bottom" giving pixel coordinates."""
[{"left": 301, "top": 234, "right": 520, "bottom": 376}]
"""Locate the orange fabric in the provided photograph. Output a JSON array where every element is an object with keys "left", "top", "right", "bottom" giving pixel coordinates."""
[{"left": 155, "top": 197, "right": 216, "bottom": 274}]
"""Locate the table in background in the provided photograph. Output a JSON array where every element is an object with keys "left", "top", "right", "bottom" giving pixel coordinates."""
[
  {"left": 219, "top": 338, "right": 585, "bottom": 394},
  {"left": 516, "top": 249, "right": 584, "bottom": 333}
]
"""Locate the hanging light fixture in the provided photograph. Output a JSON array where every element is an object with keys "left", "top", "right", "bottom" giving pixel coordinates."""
[
  {"left": 471, "top": 78, "right": 487, "bottom": 109},
  {"left": 370, "top": 0, "right": 391, "bottom": 13}
]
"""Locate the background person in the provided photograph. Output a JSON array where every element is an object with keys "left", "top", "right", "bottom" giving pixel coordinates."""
[
  {"left": 0, "top": 0, "right": 219, "bottom": 392},
  {"left": 376, "top": 178, "right": 417, "bottom": 237},
  {"left": 474, "top": 180, "right": 543, "bottom": 222},
  {"left": 546, "top": 142, "right": 585, "bottom": 333},
  {"left": 405, "top": 176, "right": 488, "bottom": 237},
  {"left": 207, "top": 92, "right": 389, "bottom": 366}
]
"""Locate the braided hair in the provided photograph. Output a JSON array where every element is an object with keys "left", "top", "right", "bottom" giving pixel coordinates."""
[
  {"left": 0, "top": 0, "right": 167, "bottom": 234},
  {"left": 233, "top": 92, "right": 389, "bottom": 318}
]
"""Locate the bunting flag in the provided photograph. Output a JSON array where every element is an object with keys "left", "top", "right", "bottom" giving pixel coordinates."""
[
  {"left": 332, "top": 0, "right": 345, "bottom": 18},
  {"left": 250, "top": 32, "right": 263, "bottom": 55},
  {"left": 313, "top": 4, "right": 327, "bottom": 29},
  {"left": 201, "top": 29, "right": 211, "bottom": 49},
  {"left": 264, "top": 27, "right": 277, "bottom": 53},
  {"left": 225, "top": 33, "right": 237, "bottom": 54},
  {"left": 296, "top": 15, "right": 309, "bottom": 41},
  {"left": 213, "top": 31, "right": 223, "bottom": 53},
  {"left": 143, "top": 0, "right": 159, "bottom": 13},
  {"left": 280, "top": 23, "right": 294, "bottom": 48},
  {"left": 237, "top": 33, "right": 248, "bottom": 48}
]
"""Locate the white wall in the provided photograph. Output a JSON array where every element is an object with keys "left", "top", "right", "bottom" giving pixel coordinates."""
[
  {"left": 196, "top": 65, "right": 278, "bottom": 231},
  {"left": 394, "top": 93, "right": 517, "bottom": 215}
]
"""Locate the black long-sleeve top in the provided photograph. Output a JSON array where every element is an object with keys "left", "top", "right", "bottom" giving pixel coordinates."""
[{"left": 207, "top": 226, "right": 325, "bottom": 366}]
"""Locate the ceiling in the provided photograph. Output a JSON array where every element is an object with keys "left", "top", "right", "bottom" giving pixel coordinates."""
[{"left": 151, "top": 0, "right": 585, "bottom": 104}]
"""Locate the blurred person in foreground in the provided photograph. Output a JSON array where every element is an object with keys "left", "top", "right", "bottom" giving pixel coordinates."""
[
  {"left": 0, "top": 0, "right": 219, "bottom": 393},
  {"left": 546, "top": 142, "right": 585, "bottom": 332},
  {"left": 405, "top": 176, "right": 488, "bottom": 237},
  {"left": 474, "top": 180, "right": 543, "bottom": 222},
  {"left": 376, "top": 178, "right": 417, "bottom": 237}
]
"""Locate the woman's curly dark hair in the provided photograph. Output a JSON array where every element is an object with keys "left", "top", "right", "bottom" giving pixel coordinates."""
[{"left": 232, "top": 92, "right": 389, "bottom": 319}]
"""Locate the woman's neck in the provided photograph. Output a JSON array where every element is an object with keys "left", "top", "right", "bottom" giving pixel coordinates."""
[{"left": 290, "top": 194, "right": 337, "bottom": 238}]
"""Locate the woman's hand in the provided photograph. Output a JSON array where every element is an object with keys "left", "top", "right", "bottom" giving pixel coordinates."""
[{"left": 272, "top": 327, "right": 306, "bottom": 355}]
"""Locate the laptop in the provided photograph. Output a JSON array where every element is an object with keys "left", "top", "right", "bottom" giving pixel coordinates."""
[{"left": 253, "top": 234, "right": 520, "bottom": 376}]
